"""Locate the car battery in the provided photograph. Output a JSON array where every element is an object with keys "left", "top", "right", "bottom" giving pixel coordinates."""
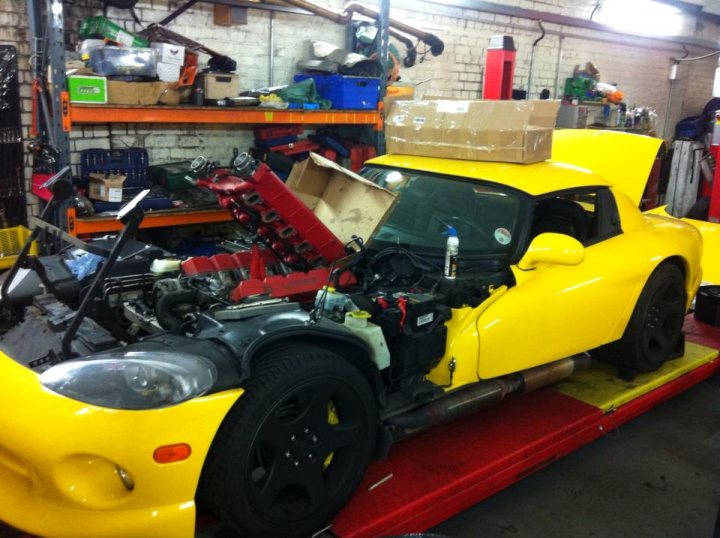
[
  {"left": 403, "top": 293, "right": 440, "bottom": 330},
  {"left": 694, "top": 285, "right": 720, "bottom": 326}
]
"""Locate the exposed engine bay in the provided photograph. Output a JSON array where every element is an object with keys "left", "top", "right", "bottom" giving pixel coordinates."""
[{"left": 0, "top": 153, "right": 514, "bottom": 406}]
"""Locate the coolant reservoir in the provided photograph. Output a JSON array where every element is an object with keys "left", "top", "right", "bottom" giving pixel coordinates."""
[
  {"left": 314, "top": 286, "right": 347, "bottom": 315},
  {"left": 150, "top": 259, "right": 182, "bottom": 275},
  {"left": 344, "top": 311, "right": 390, "bottom": 370}
]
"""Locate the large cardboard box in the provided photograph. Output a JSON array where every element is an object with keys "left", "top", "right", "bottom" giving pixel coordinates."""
[
  {"left": 88, "top": 173, "right": 125, "bottom": 202},
  {"left": 385, "top": 99, "right": 560, "bottom": 163},
  {"left": 286, "top": 153, "right": 396, "bottom": 245},
  {"left": 107, "top": 81, "right": 180, "bottom": 105}
]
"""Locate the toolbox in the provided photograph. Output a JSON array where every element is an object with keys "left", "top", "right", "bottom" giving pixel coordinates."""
[
  {"left": 81, "top": 148, "right": 150, "bottom": 189},
  {"left": 694, "top": 285, "right": 720, "bottom": 326},
  {"left": 254, "top": 135, "right": 299, "bottom": 150},
  {"left": 150, "top": 161, "right": 195, "bottom": 191},
  {"left": 294, "top": 74, "right": 380, "bottom": 110},
  {"left": 254, "top": 125, "right": 304, "bottom": 140}
]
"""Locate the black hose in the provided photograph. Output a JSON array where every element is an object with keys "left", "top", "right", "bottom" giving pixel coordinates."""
[
  {"left": 423, "top": 33, "right": 445, "bottom": 56},
  {"left": 155, "top": 289, "right": 199, "bottom": 333}
]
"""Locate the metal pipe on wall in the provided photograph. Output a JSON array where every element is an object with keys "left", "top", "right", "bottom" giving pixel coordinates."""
[
  {"left": 269, "top": 10, "right": 275, "bottom": 86},
  {"left": 553, "top": 35, "right": 564, "bottom": 99}
]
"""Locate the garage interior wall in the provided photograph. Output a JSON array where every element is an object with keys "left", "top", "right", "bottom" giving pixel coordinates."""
[{"left": 1, "top": 0, "right": 720, "bottom": 218}]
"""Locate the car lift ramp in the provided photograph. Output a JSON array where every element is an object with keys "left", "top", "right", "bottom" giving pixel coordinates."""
[{"left": 331, "top": 317, "right": 720, "bottom": 538}]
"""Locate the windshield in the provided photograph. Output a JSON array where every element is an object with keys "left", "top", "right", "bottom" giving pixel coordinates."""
[{"left": 360, "top": 165, "right": 529, "bottom": 258}]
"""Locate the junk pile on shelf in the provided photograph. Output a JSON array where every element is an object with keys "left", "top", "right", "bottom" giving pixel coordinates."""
[{"left": 556, "top": 61, "right": 656, "bottom": 132}]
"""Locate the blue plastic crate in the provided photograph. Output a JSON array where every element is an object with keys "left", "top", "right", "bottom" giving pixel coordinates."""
[
  {"left": 81, "top": 147, "right": 150, "bottom": 189},
  {"left": 293, "top": 74, "right": 380, "bottom": 110}
]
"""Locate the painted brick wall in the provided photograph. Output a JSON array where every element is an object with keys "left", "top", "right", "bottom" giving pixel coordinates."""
[{"left": 1, "top": 0, "right": 720, "bottom": 217}]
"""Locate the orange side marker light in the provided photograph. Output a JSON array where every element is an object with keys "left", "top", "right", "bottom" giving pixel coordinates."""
[{"left": 154, "top": 444, "right": 191, "bottom": 463}]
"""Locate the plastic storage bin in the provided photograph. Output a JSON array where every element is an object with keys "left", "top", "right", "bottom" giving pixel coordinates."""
[
  {"left": 0, "top": 226, "right": 38, "bottom": 270},
  {"left": 293, "top": 74, "right": 380, "bottom": 110},
  {"left": 88, "top": 47, "right": 157, "bottom": 78},
  {"left": 81, "top": 148, "right": 150, "bottom": 189}
]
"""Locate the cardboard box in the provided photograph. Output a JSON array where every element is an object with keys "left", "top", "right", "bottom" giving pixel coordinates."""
[
  {"left": 107, "top": 81, "right": 179, "bottom": 105},
  {"left": 157, "top": 62, "right": 181, "bottom": 82},
  {"left": 385, "top": 99, "right": 560, "bottom": 163},
  {"left": 151, "top": 43, "right": 186, "bottom": 66},
  {"left": 201, "top": 72, "right": 239, "bottom": 100},
  {"left": 88, "top": 173, "right": 125, "bottom": 202},
  {"left": 384, "top": 84, "right": 414, "bottom": 116},
  {"left": 67, "top": 75, "right": 107, "bottom": 104},
  {"left": 286, "top": 153, "right": 396, "bottom": 245}
]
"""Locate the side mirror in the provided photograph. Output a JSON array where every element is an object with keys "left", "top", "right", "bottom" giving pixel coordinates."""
[{"left": 518, "top": 233, "right": 585, "bottom": 270}]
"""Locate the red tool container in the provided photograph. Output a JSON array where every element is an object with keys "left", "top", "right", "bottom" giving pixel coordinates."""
[{"left": 254, "top": 125, "right": 304, "bottom": 140}]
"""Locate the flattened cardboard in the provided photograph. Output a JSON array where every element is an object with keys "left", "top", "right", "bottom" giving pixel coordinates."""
[
  {"left": 88, "top": 173, "right": 125, "bottom": 202},
  {"left": 286, "top": 153, "right": 396, "bottom": 245},
  {"left": 386, "top": 99, "right": 560, "bottom": 163}
]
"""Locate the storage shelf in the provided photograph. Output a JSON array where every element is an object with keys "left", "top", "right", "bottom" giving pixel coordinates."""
[
  {"left": 63, "top": 102, "right": 383, "bottom": 131},
  {"left": 66, "top": 206, "right": 233, "bottom": 237}
]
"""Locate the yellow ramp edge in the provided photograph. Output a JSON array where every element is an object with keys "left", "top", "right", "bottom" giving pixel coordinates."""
[{"left": 555, "top": 342, "right": 718, "bottom": 412}]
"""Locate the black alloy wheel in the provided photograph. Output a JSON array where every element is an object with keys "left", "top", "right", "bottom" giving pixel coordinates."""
[
  {"left": 200, "top": 344, "right": 377, "bottom": 538},
  {"left": 592, "top": 263, "right": 687, "bottom": 376}
]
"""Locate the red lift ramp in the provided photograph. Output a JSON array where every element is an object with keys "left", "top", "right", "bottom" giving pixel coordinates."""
[{"left": 331, "top": 320, "right": 720, "bottom": 538}]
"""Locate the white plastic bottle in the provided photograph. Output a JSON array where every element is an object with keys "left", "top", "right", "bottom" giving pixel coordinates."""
[{"left": 444, "top": 225, "right": 459, "bottom": 279}]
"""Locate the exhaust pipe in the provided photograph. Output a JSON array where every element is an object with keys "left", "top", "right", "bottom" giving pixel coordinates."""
[{"left": 387, "top": 354, "right": 590, "bottom": 439}]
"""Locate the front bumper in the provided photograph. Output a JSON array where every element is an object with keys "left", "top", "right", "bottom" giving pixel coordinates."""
[{"left": 0, "top": 351, "right": 242, "bottom": 538}]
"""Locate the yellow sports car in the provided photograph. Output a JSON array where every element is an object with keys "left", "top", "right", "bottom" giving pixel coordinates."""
[{"left": 0, "top": 131, "right": 703, "bottom": 538}]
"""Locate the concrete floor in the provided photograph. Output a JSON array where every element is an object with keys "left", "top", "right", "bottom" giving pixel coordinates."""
[
  {"left": 430, "top": 374, "right": 720, "bottom": 538},
  {"left": 1, "top": 375, "right": 718, "bottom": 538}
]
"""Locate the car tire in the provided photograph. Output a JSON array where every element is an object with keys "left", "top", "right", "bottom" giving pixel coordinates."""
[
  {"left": 593, "top": 263, "right": 686, "bottom": 375},
  {"left": 199, "top": 343, "right": 377, "bottom": 538}
]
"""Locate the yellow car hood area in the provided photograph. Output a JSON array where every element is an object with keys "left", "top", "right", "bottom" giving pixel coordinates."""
[
  {"left": 0, "top": 350, "right": 242, "bottom": 538},
  {"left": 552, "top": 129, "right": 663, "bottom": 206}
]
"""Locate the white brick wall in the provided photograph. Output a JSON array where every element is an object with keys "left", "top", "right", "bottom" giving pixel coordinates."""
[{"left": 2, "top": 0, "right": 720, "bottom": 218}]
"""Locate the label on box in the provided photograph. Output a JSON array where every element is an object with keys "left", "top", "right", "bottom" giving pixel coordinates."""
[
  {"left": 156, "top": 62, "right": 181, "bottom": 82},
  {"left": 107, "top": 187, "right": 122, "bottom": 202},
  {"left": 437, "top": 100, "right": 470, "bottom": 113},
  {"left": 417, "top": 312, "right": 434, "bottom": 326},
  {"left": 413, "top": 116, "right": 426, "bottom": 125},
  {"left": 116, "top": 30, "right": 135, "bottom": 47}
]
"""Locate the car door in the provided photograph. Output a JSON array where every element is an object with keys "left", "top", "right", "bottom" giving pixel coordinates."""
[{"left": 476, "top": 187, "right": 648, "bottom": 379}]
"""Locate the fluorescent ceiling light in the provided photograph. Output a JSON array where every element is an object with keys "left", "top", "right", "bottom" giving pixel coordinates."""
[{"left": 594, "top": 0, "right": 684, "bottom": 36}]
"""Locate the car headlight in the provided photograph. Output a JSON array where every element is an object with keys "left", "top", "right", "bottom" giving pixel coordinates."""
[{"left": 40, "top": 351, "right": 218, "bottom": 410}]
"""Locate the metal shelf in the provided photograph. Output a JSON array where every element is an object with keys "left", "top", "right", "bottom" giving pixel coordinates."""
[
  {"left": 66, "top": 206, "right": 234, "bottom": 236},
  {"left": 62, "top": 98, "right": 383, "bottom": 131}
]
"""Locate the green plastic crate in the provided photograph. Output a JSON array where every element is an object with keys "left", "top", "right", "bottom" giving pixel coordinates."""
[
  {"left": 150, "top": 161, "right": 195, "bottom": 191},
  {"left": 79, "top": 16, "right": 149, "bottom": 48}
]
